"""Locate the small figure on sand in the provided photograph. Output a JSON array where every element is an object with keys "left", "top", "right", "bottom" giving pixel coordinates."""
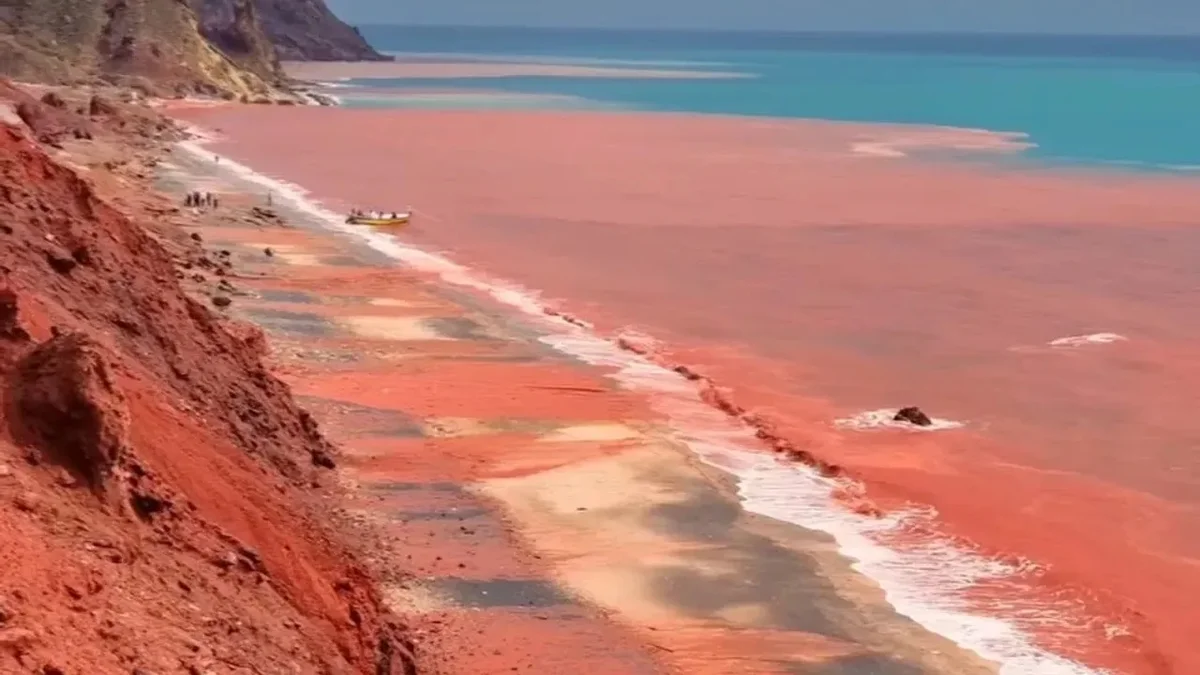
[{"left": 266, "top": 191, "right": 273, "bottom": 207}]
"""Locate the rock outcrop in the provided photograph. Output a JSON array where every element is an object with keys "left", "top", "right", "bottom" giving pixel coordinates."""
[
  {"left": 893, "top": 406, "right": 933, "bottom": 427},
  {"left": 0, "top": 0, "right": 276, "bottom": 97},
  {"left": 0, "top": 0, "right": 384, "bottom": 96},
  {"left": 251, "top": 0, "right": 388, "bottom": 61},
  {"left": 190, "top": 0, "right": 284, "bottom": 82}
]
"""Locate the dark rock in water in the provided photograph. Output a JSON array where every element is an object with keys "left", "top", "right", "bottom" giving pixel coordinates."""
[{"left": 893, "top": 406, "right": 932, "bottom": 427}]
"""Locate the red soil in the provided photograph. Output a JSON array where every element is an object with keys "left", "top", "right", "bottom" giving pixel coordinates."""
[{"left": 0, "top": 90, "right": 415, "bottom": 673}]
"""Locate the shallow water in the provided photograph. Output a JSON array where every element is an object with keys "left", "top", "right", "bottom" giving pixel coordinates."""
[
  {"left": 353, "top": 27, "right": 1200, "bottom": 170},
  {"left": 175, "top": 104, "right": 1200, "bottom": 674}
]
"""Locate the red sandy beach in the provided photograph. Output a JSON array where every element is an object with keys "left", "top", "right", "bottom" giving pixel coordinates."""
[{"left": 175, "top": 105, "right": 1200, "bottom": 674}]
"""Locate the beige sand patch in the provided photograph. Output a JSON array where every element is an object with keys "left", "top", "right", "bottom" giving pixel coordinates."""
[
  {"left": 537, "top": 423, "right": 642, "bottom": 444},
  {"left": 422, "top": 417, "right": 493, "bottom": 438},
  {"left": 381, "top": 582, "right": 450, "bottom": 615},
  {"left": 338, "top": 316, "right": 448, "bottom": 341},
  {"left": 275, "top": 252, "right": 325, "bottom": 267},
  {"left": 367, "top": 297, "right": 420, "bottom": 308}
]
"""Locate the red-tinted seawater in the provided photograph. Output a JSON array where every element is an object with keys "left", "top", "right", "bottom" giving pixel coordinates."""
[{"left": 175, "top": 105, "right": 1200, "bottom": 674}]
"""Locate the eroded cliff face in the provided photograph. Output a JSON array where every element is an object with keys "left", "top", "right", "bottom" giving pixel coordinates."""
[
  {"left": 0, "top": 0, "right": 383, "bottom": 95},
  {"left": 190, "top": 0, "right": 283, "bottom": 82},
  {"left": 0, "top": 82, "right": 416, "bottom": 675},
  {"left": 252, "top": 0, "right": 388, "bottom": 61},
  {"left": 0, "top": 0, "right": 277, "bottom": 97}
]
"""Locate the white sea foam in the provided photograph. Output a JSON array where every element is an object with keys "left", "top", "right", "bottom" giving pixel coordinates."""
[
  {"left": 177, "top": 132, "right": 1110, "bottom": 675},
  {"left": 834, "top": 408, "right": 966, "bottom": 432},
  {"left": 1048, "top": 333, "right": 1128, "bottom": 348}
]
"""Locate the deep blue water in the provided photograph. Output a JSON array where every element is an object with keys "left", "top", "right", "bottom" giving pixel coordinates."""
[{"left": 350, "top": 26, "right": 1200, "bottom": 168}]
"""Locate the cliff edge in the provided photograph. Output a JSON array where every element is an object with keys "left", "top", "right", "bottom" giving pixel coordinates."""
[
  {"left": 0, "top": 81, "right": 416, "bottom": 675},
  {"left": 0, "top": 0, "right": 384, "bottom": 96},
  {"left": 0, "top": 0, "right": 277, "bottom": 97},
  {"left": 252, "top": 0, "right": 388, "bottom": 61}
]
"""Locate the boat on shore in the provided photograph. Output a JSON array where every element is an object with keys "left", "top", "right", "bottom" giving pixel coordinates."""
[{"left": 346, "top": 210, "right": 411, "bottom": 226}]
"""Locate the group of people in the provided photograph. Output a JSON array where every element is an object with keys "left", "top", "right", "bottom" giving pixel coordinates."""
[
  {"left": 349, "top": 209, "right": 405, "bottom": 220},
  {"left": 185, "top": 191, "right": 219, "bottom": 208}
]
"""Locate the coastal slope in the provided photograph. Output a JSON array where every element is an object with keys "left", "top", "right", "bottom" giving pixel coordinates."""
[
  {"left": 0, "top": 84, "right": 415, "bottom": 674},
  {"left": 250, "top": 0, "right": 388, "bottom": 61},
  {"left": 0, "top": 0, "right": 382, "bottom": 96},
  {"left": 0, "top": 0, "right": 276, "bottom": 97}
]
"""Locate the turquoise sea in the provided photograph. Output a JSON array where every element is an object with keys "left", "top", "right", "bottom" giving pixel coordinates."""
[{"left": 347, "top": 26, "right": 1200, "bottom": 170}]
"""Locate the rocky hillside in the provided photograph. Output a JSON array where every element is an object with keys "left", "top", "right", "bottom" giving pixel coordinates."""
[
  {"left": 0, "top": 82, "right": 416, "bottom": 675},
  {"left": 190, "top": 0, "right": 284, "bottom": 82},
  {"left": 241, "top": 0, "right": 388, "bottom": 62},
  {"left": 0, "top": 0, "right": 278, "bottom": 97},
  {"left": 0, "top": 0, "right": 383, "bottom": 96}
]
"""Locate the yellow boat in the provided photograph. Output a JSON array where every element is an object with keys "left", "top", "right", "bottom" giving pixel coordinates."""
[{"left": 345, "top": 211, "right": 411, "bottom": 226}]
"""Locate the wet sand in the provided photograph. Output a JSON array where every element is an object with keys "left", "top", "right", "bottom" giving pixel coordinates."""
[
  {"left": 171, "top": 105, "right": 1200, "bottom": 674},
  {"left": 158, "top": 129, "right": 1002, "bottom": 673}
]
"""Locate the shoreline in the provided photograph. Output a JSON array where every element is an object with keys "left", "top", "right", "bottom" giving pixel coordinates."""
[
  {"left": 169, "top": 110, "right": 1123, "bottom": 674},
  {"left": 282, "top": 60, "right": 753, "bottom": 81}
]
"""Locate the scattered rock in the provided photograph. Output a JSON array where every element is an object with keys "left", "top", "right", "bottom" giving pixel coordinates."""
[
  {"left": 71, "top": 245, "right": 92, "bottom": 266},
  {"left": 190, "top": 232, "right": 202, "bottom": 242},
  {"left": 211, "top": 295, "right": 232, "bottom": 308},
  {"left": 13, "top": 491, "right": 40, "bottom": 512},
  {"left": 54, "top": 467, "right": 78, "bottom": 488},
  {"left": 310, "top": 447, "right": 336, "bottom": 469},
  {"left": 0, "top": 463, "right": 11, "bottom": 478},
  {"left": 893, "top": 406, "right": 933, "bottom": 427},
  {"left": 39, "top": 92, "right": 66, "bottom": 109},
  {"left": 263, "top": 247, "right": 273, "bottom": 257},
  {"left": 249, "top": 207, "right": 279, "bottom": 222},
  {"left": 45, "top": 249, "right": 77, "bottom": 275},
  {"left": 0, "top": 627, "right": 37, "bottom": 651},
  {"left": 10, "top": 333, "right": 130, "bottom": 492},
  {"left": 129, "top": 492, "right": 170, "bottom": 521},
  {"left": 88, "top": 95, "right": 118, "bottom": 117},
  {"left": 0, "top": 286, "right": 30, "bottom": 340}
]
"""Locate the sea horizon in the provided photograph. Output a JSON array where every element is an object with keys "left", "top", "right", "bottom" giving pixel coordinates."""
[{"left": 333, "top": 25, "right": 1200, "bottom": 171}]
